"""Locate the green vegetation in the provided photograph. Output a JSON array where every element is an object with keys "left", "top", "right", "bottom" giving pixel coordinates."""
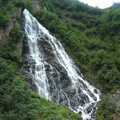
[
  {"left": 33, "top": 1, "right": 120, "bottom": 119},
  {"left": 0, "top": 0, "right": 120, "bottom": 119},
  {"left": 34, "top": 0, "right": 120, "bottom": 94},
  {"left": 111, "top": 2, "right": 120, "bottom": 9},
  {"left": 0, "top": 0, "right": 33, "bottom": 30},
  {"left": 0, "top": 1, "right": 81, "bottom": 120},
  {"left": 96, "top": 95, "right": 119, "bottom": 120},
  {"left": 0, "top": 25, "right": 22, "bottom": 63},
  {"left": 0, "top": 57, "right": 81, "bottom": 120}
]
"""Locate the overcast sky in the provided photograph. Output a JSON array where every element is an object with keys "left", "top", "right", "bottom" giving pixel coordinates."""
[{"left": 79, "top": 0, "right": 120, "bottom": 9}]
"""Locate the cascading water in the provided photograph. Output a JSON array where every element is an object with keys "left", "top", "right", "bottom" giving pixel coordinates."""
[{"left": 22, "top": 9, "right": 100, "bottom": 120}]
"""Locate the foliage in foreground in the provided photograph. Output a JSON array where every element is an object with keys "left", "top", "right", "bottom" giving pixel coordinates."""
[
  {"left": 0, "top": 56, "right": 81, "bottom": 120},
  {"left": 96, "top": 95, "right": 119, "bottom": 120}
]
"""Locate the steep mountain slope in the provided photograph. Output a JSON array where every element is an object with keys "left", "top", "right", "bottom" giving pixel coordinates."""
[
  {"left": 0, "top": 0, "right": 120, "bottom": 120},
  {"left": 33, "top": 0, "right": 120, "bottom": 119},
  {"left": 0, "top": 0, "right": 81, "bottom": 120},
  {"left": 110, "top": 2, "right": 120, "bottom": 8},
  {"left": 35, "top": 0, "right": 120, "bottom": 94}
]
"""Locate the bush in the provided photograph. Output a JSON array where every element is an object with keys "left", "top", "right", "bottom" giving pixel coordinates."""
[
  {"left": 9, "top": 25, "right": 23, "bottom": 45},
  {"left": 15, "top": 0, "right": 33, "bottom": 11},
  {"left": 0, "top": 10, "right": 10, "bottom": 29},
  {"left": 96, "top": 95, "right": 117, "bottom": 120}
]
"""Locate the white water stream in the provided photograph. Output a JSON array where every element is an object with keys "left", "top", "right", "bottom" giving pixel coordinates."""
[{"left": 23, "top": 9, "right": 100, "bottom": 120}]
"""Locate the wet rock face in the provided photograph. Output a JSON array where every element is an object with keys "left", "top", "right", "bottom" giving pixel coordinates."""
[
  {"left": 22, "top": 36, "right": 30, "bottom": 54},
  {"left": 37, "top": 38, "right": 73, "bottom": 99},
  {"left": 22, "top": 56, "right": 37, "bottom": 91},
  {"left": 22, "top": 32, "right": 71, "bottom": 95},
  {"left": 22, "top": 9, "right": 100, "bottom": 120},
  {"left": 22, "top": 33, "right": 96, "bottom": 119}
]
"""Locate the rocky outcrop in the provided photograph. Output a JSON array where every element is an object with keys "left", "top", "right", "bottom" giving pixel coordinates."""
[
  {"left": 32, "top": 0, "right": 46, "bottom": 10},
  {"left": 111, "top": 89, "right": 120, "bottom": 110},
  {"left": 111, "top": 113, "right": 120, "bottom": 120}
]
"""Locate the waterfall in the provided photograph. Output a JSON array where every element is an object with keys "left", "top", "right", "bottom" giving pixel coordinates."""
[{"left": 22, "top": 9, "right": 100, "bottom": 120}]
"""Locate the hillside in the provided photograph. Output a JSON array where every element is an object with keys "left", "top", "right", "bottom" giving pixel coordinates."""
[
  {"left": 36, "top": 0, "right": 120, "bottom": 94},
  {"left": 110, "top": 2, "right": 120, "bottom": 9},
  {"left": 0, "top": 0, "right": 81, "bottom": 120},
  {"left": 34, "top": 0, "right": 120, "bottom": 119},
  {"left": 0, "top": 0, "right": 120, "bottom": 120}
]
